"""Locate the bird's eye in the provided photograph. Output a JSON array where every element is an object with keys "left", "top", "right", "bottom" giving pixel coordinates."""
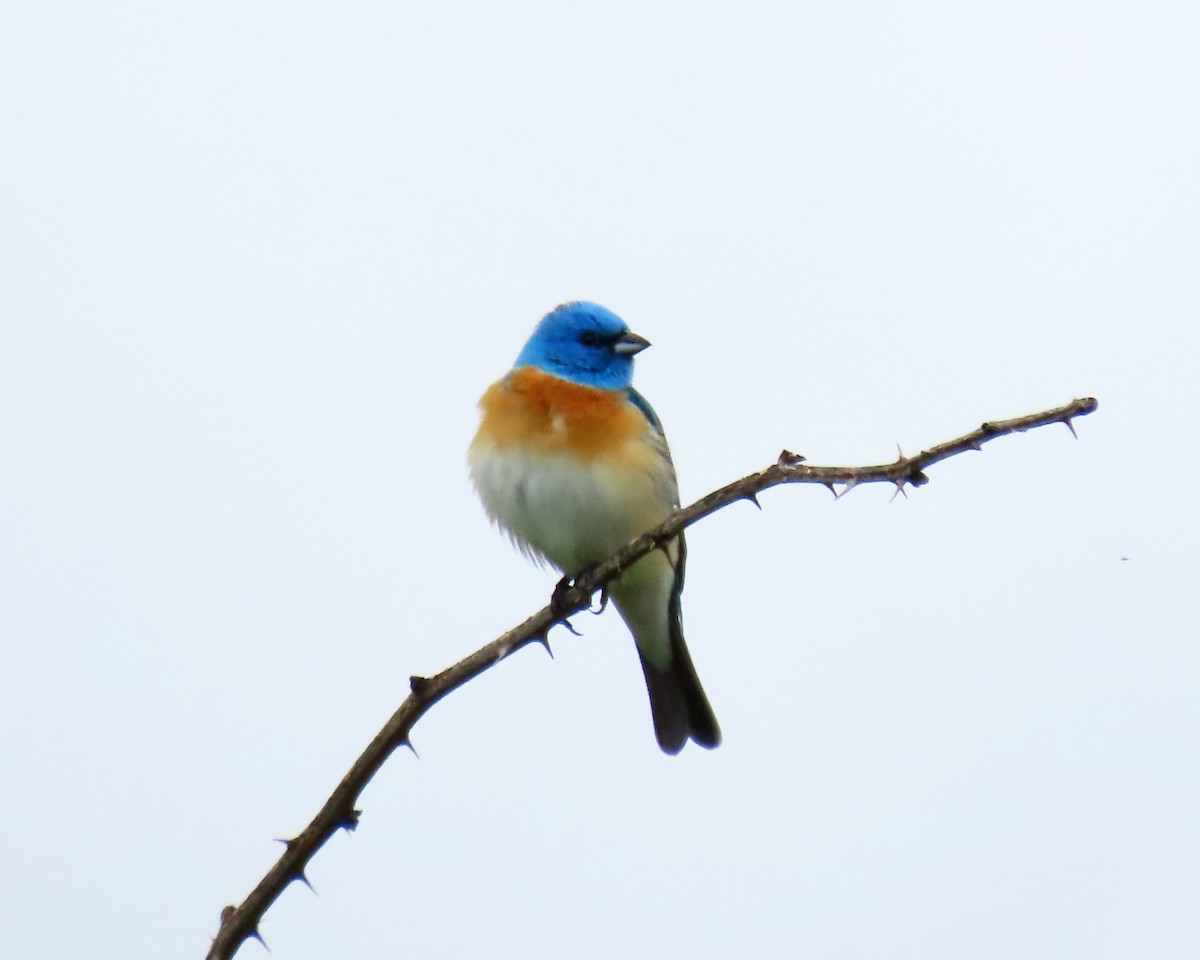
[{"left": 579, "top": 330, "right": 601, "bottom": 347}]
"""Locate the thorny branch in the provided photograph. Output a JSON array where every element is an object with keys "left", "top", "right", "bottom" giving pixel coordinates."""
[{"left": 206, "top": 396, "right": 1098, "bottom": 959}]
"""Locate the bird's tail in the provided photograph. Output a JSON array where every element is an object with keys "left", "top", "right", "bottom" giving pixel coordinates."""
[
  {"left": 611, "top": 535, "right": 720, "bottom": 754},
  {"left": 637, "top": 629, "right": 721, "bottom": 754}
]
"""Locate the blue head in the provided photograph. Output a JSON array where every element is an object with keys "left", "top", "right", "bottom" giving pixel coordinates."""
[{"left": 514, "top": 301, "right": 650, "bottom": 390}]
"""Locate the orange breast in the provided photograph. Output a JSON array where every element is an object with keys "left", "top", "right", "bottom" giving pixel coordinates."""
[{"left": 475, "top": 366, "right": 648, "bottom": 458}]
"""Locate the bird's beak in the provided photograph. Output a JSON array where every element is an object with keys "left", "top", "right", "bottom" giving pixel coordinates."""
[{"left": 613, "top": 331, "right": 651, "bottom": 356}]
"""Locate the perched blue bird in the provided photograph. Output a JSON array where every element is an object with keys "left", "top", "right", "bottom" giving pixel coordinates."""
[{"left": 468, "top": 301, "right": 720, "bottom": 753}]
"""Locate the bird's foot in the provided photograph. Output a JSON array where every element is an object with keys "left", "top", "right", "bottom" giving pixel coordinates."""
[
  {"left": 551, "top": 571, "right": 582, "bottom": 617},
  {"left": 551, "top": 564, "right": 608, "bottom": 617}
]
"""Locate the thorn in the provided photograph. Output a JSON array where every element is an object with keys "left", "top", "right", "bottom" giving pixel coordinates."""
[
  {"left": 403, "top": 740, "right": 419, "bottom": 758},
  {"left": 889, "top": 481, "right": 909, "bottom": 503},
  {"left": 744, "top": 491, "right": 762, "bottom": 510},
  {"left": 274, "top": 837, "right": 296, "bottom": 849},
  {"left": 293, "top": 870, "right": 315, "bottom": 894},
  {"left": 247, "top": 926, "right": 269, "bottom": 952},
  {"left": 1061, "top": 417, "right": 1078, "bottom": 439},
  {"left": 534, "top": 632, "right": 555, "bottom": 658},
  {"left": 823, "top": 482, "right": 837, "bottom": 497},
  {"left": 833, "top": 478, "right": 860, "bottom": 500},
  {"left": 589, "top": 585, "right": 609, "bottom": 615},
  {"left": 966, "top": 438, "right": 983, "bottom": 451},
  {"left": 409, "top": 675, "right": 431, "bottom": 696},
  {"left": 895, "top": 443, "right": 906, "bottom": 462}
]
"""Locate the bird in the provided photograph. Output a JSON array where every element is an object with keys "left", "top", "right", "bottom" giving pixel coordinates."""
[{"left": 468, "top": 301, "right": 720, "bottom": 754}]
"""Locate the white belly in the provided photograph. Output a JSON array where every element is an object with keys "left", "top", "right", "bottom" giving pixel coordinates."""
[{"left": 468, "top": 443, "right": 661, "bottom": 574}]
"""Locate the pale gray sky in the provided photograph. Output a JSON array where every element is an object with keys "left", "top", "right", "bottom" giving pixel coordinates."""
[{"left": 2, "top": 3, "right": 1197, "bottom": 958}]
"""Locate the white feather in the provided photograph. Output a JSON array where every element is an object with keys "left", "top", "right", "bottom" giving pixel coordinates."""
[{"left": 468, "top": 441, "right": 665, "bottom": 575}]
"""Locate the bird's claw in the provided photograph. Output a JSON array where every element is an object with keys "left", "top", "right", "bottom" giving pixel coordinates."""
[
  {"left": 551, "top": 573, "right": 577, "bottom": 616},
  {"left": 552, "top": 565, "right": 608, "bottom": 618}
]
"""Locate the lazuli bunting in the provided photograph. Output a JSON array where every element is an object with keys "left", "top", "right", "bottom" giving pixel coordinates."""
[{"left": 468, "top": 302, "right": 720, "bottom": 754}]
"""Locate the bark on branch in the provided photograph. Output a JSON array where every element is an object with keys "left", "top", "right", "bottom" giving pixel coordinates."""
[{"left": 206, "top": 396, "right": 1098, "bottom": 959}]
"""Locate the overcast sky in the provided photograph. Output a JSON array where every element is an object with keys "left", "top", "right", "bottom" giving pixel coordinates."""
[{"left": 2, "top": 3, "right": 1197, "bottom": 958}]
